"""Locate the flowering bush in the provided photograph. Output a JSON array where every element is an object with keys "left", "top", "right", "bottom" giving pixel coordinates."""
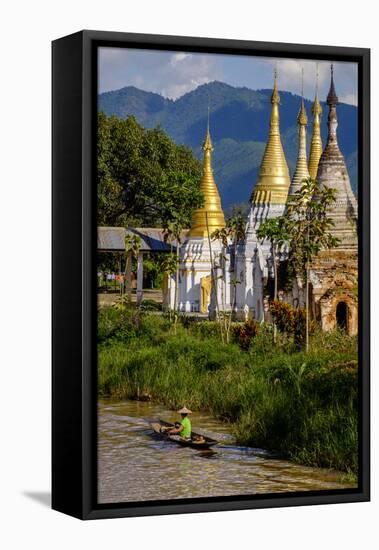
[
  {"left": 233, "top": 319, "right": 260, "bottom": 350},
  {"left": 270, "top": 300, "right": 308, "bottom": 347}
]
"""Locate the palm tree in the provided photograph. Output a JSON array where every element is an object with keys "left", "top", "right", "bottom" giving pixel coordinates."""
[{"left": 162, "top": 219, "right": 183, "bottom": 328}]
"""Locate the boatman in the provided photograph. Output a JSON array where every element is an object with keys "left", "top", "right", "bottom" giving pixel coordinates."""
[{"left": 168, "top": 407, "right": 192, "bottom": 440}]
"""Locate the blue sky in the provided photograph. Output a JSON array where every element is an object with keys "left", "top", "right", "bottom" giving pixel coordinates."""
[{"left": 98, "top": 47, "right": 358, "bottom": 105}]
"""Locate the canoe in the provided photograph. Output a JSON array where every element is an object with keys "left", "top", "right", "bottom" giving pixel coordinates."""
[{"left": 150, "top": 419, "right": 218, "bottom": 449}]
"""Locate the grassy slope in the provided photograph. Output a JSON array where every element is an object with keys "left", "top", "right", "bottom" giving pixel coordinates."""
[{"left": 98, "top": 308, "right": 358, "bottom": 475}]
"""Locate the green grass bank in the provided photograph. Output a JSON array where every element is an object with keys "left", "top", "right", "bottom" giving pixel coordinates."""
[{"left": 98, "top": 307, "right": 358, "bottom": 476}]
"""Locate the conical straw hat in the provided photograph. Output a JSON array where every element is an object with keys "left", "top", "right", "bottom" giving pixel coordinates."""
[{"left": 178, "top": 406, "right": 192, "bottom": 414}]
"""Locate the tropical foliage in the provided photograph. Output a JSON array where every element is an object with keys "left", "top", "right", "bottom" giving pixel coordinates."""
[
  {"left": 97, "top": 112, "right": 203, "bottom": 227},
  {"left": 270, "top": 300, "right": 308, "bottom": 348},
  {"left": 233, "top": 318, "right": 260, "bottom": 350}
]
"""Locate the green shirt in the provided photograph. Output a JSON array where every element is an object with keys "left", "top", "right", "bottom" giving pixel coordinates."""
[{"left": 180, "top": 416, "right": 191, "bottom": 439}]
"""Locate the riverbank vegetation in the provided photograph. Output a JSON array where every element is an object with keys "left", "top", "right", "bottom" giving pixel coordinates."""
[{"left": 98, "top": 307, "right": 358, "bottom": 477}]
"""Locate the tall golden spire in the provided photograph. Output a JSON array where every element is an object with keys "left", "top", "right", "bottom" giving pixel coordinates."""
[
  {"left": 289, "top": 69, "right": 310, "bottom": 196},
  {"left": 189, "top": 111, "right": 225, "bottom": 237},
  {"left": 308, "top": 65, "right": 323, "bottom": 180},
  {"left": 252, "top": 69, "right": 290, "bottom": 205}
]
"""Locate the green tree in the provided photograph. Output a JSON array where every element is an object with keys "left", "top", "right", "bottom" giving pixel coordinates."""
[
  {"left": 143, "top": 254, "right": 165, "bottom": 289},
  {"left": 285, "top": 178, "right": 339, "bottom": 351},
  {"left": 97, "top": 112, "right": 203, "bottom": 228}
]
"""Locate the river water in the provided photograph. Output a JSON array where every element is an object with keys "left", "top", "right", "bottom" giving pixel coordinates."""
[{"left": 98, "top": 399, "right": 355, "bottom": 504}]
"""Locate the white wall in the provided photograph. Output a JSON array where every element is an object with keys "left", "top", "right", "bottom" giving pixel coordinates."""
[{"left": 0, "top": 1, "right": 376, "bottom": 548}]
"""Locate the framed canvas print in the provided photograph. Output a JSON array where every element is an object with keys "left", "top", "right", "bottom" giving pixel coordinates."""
[{"left": 52, "top": 30, "right": 370, "bottom": 519}]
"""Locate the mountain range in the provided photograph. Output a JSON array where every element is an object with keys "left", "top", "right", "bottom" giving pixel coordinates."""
[{"left": 98, "top": 81, "right": 358, "bottom": 212}]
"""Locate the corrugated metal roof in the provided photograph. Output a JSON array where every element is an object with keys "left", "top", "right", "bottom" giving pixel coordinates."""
[
  {"left": 98, "top": 227, "right": 126, "bottom": 251},
  {"left": 98, "top": 227, "right": 189, "bottom": 252}
]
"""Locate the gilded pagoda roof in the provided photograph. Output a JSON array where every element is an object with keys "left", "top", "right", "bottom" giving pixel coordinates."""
[
  {"left": 252, "top": 72, "right": 290, "bottom": 205},
  {"left": 188, "top": 123, "right": 226, "bottom": 238}
]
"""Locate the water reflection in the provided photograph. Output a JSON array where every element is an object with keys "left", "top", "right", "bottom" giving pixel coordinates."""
[{"left": 98, "top": 399, "right": 355, "bottom": 504}]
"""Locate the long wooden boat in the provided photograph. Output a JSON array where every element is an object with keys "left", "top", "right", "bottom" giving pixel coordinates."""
[{"left": 150, "top": 419, "right": 218, "bottom": 449}]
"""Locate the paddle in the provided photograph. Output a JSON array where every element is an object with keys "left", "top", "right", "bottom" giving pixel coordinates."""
[
  {"left": 151, "top": 422, "right": 175, "bottom": 436},
  {"left": 151, "top": 422, "right": 164, "bottom": 434}
]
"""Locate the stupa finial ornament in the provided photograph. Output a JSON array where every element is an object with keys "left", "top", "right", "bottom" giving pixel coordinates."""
[
  {"left": 312, "top": 64, "right": 322, "bottom": 116},
  {"left": 309, "top": 64, "right": 323, "bottom": 180},
  {"left": 203, "top": 103, "right": 213, "bottom": 151},
  {"left": 298, "top": 68, "right": 308, "bottom": 126},
  {"left": 327, "top": 63, "right": 339, "bottom": 106},
  {"left": 271, "top": 65, "right": 280, "bottom": 105},
  {"left": 289, "top": 67, "right": 310, "bottom": 196}
]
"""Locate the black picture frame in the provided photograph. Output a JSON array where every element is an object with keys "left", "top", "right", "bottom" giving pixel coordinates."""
[{"left": 52, "top": 30, "right": 370, "bottom": 520}]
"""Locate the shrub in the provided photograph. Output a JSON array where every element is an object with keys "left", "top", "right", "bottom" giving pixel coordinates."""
[
  {"left": 97, "top": 307, "right": 138, "bottom": 343},
  {"left": 233, "top": 319, "right": 260, "bottom": 350},
  {"left": 139, "top": 299, "right": 162, "bottom": 312},
  {"left": 270, "top": 300, "right": 310, "bottom": 347},
  {"left": 190, "top": 320, "right": 222, "bottom": 339}
]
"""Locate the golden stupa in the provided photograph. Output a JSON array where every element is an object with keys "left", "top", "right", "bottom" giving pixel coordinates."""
[
  {"left": 252, "top": 71, "right": 290, "bottom": 204},
  {"left": 308, "top": 77, "right": 323, "bottom": 180},
  {"left": 189, "top": 121, "right": 225, "bottom": 237}
]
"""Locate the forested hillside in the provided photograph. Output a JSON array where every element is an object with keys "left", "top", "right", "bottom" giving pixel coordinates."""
[{"left": 99, "top": 81, "right": 358, "bottom": 211}]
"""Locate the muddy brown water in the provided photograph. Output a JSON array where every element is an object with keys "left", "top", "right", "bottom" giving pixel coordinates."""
[{"left": 98, "top": 399, "right": 355, "bottom": 504}]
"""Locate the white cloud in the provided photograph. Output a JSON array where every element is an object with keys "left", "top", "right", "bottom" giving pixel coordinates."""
[
  {"left": 98, "top": 47, "right": 357, "bottom": 106},
  {"left": 339, "top": 93, "right": 358, "bottom": 106},
  {"left": 99, "top": 47, "right": 222, "bottom": 99},
  {"left": 261, "top": 57, "right": 357, "bottom": 105},
  {"left": 264, "top": 58, "right": 330, "bottom": 97},
  {"left": 170, "top": 52, "right": 192, "bottom": 66},
  {"left": 161, "top": 52, "right": 222, "bottom": 98}
]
